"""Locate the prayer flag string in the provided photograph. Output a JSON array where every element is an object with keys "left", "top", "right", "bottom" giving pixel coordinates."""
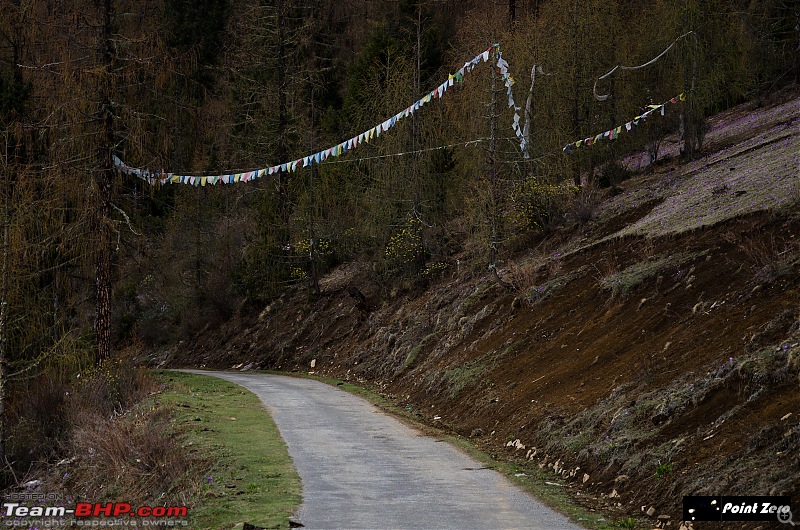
[
  {"left": 562, "top": 93, "right": 685, "bottom": 154},
  {"left": 116, "top": 44, "right": 521, "bottom": 187},
  {"left": 115, "top": 43, "right": 687, "bottom": 183}
]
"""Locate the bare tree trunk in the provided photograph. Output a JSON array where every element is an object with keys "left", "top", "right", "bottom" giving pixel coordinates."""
[
  {"left": 276, "top": 1, "right": 291, "bottom": 249},
  {"left": 412, "top": 2, "right": 425, "bottom": 272},
  {"left": 309, "top": 171, "right": 320, "bottom": 297},
  {"left": 796, "top": 14, "right": 800, "bottom": 85},
  {"left": 0, "top": 131, "right": 9, "bottom": 467},
  {"left": 489, "top": 60, "right": 498, "bottom": 270},
  {"left": 416, "top": 3, "right": 422, "bottom": 98},
  {"left": 309, "top": 98, "right": 320, "bottom": 297},
  {"left": 681, "top": 0, "right": 699, "bottom": 160},
  {"left": 95, "top": 0, "right": 114, "bottom": 363},
  {"left": 488, "top": 61, "right": 510, "bottom": 290},
  {"left": 522, "top": 64, "right": 536, "bottom": 160},
  {"left": 571, "top": 0, "right": 582, "bottom": 187}
]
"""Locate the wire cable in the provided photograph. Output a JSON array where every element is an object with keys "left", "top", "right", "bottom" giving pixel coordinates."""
[
  {"left": 593, "top": 31, "right": 695, "bottom": 101},
  {"left": 324, "top": 139, "right": 486, "bottom": 164}
]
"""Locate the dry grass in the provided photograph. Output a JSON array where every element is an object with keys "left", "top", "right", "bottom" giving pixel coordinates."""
[
  {"left": 507, "top": 257, "right": 543, "bottom": 292},
  {"left": 7, "top": 352, "right": 206, "bottom": 516},
  {"left": 583, "top": 96, "right": 800, "bottom": 246},
  {"left": 567, "top": 185, "right": 604, "bottom": 224},
  {"left": 56, "top": 360, "right": 206, "bottom": 509},
  {"left": 738, "top": 234, "right": 800, "bottom": 285},
  {"left": 599, "top": 252, "right": 699, "bottom": 297},
  {"left": 611, "top": 129, "right": 799, "bottom": 238},
  {"left": 537, "top": 339, "right": 800, "bottom": 482},
  {"left": 63, "top": 405, "right": 204, "bottom": 506},
  {"left": 527, "top": 265, "right": 589, "bottom": 304}
]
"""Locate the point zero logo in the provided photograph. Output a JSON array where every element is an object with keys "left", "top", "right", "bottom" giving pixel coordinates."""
[{"left": 684, "top": 496, "right": 793, "bottom": 522}]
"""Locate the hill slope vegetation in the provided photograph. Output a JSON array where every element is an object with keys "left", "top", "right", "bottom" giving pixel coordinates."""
[{"left": 170, "top": 89, "right": 800, "bottom": 528}]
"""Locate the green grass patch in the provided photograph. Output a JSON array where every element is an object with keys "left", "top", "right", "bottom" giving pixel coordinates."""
[
  {"left": 419, "top": 346, "right": 511, "bottom": 399},
  {"left": 655, "top": 462, "right": 673, "bottom": 479},
  {"left": 611, "top": 516, "right": 637, "bottom": 529},
  {"left": 454, "top": 282, "right": 489, "bottom": 321},
  {"left": 441, "top": 359, "right": 493, "bottom": 399},
  {"left": 401, "top": 332, "right": 437, "bottom": 372},
  {"left": 600, "top": 251, "right": 698, "bottom": 297},
  {"left": 157, "top": 371, "right": 301, "bottom": 530}
]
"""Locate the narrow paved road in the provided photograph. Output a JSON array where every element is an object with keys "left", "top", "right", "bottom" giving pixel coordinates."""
[{"left": 187, "top": 371, "right": 583, "bottom": 530}]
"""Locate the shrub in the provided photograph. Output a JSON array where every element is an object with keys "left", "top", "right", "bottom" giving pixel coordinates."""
[
  {"left": 510, "top": 177, "right": 577, "bottom": 232},
  {"left": 292, "top": 237, "right": 337, "bottom": 281},
  {"left": 6, "top": 349, "right": 206, "bottom": 511},
  {"left": 6, "top": 371, "right": 70, "bottom": 475},
  {"left": 384, "top": 218, "right": 425, "bottom": 276},
  {"left": 421, "top": 261, "right": 448, "bottom": 282},
  {"left": 567, "top": 185, "right": 603, "bottom": 224},
  {"left": 69, "top": 356, "right": 154, "bottom": 418},
  {"left": 597, "top": 162, "right": 634, "bottom": 189},
  {"left": 655, "top": 462, "right": 673, "bottom": 478}
]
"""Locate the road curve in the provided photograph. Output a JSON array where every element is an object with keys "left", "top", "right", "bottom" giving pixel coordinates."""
[{"left": 185, "top": 370, "right": 583, "bottom": 530}]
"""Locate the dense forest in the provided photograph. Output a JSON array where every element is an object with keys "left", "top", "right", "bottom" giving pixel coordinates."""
[{"left": 0, "top": 0, "right": 797, "bottom": 482}]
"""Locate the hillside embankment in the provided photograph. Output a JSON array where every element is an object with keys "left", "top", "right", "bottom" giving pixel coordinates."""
[{"left": 169, "top": 90, "right": 800, "bottom": 529}]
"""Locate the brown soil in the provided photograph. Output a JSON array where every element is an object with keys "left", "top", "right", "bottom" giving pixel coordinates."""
[{"left": 168, "top": 88, "right": 800, "bottom": 529}]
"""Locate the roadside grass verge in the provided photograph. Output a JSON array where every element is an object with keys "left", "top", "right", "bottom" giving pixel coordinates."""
[
  {"left": 440, "top": 435, "right": 634, "bottom": 530},
  {"left": 277, "top": 371, "right": 623, "bottom": 530},
  {"left": 157, "top": 371, "right": 301, "bottom": 530}
]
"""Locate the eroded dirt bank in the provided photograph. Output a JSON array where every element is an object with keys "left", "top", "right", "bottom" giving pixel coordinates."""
[{"left": 168, "top": 92, "right": 800, "bottom": 528}]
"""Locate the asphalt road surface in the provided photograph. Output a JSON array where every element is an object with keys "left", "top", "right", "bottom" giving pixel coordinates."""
[{"left": 187, "top": 370, "right": 583, "bottom": 530}]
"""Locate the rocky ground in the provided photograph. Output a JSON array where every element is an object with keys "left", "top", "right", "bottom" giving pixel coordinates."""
[{"left": 167, "top": 87, "right": 800, "bottom": 529}]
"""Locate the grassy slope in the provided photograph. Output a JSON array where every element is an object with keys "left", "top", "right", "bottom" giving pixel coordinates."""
[{"left": 157, "top": 370, "right": 301, "bottom": 530}]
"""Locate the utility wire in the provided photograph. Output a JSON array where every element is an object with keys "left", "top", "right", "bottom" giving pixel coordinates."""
[
  {"left": 324, "top": 139, "right": 486, "bottom": 164},
  {"left": 593, "top": 31, "right": 695, "bottom": 101}
]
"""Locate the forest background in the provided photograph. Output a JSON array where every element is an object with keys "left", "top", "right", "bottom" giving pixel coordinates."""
[{"left": 0, "top": 0, "right": 797, "bottom": 490}]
